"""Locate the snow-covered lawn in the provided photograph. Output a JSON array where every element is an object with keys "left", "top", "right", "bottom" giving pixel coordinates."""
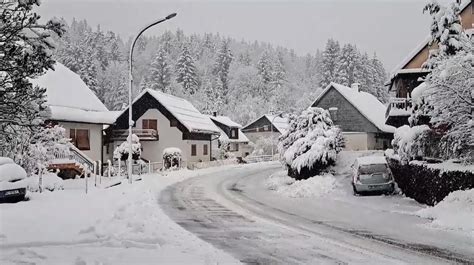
[{"left": 0, "top": 167, "right": 241, "bottom": 265}]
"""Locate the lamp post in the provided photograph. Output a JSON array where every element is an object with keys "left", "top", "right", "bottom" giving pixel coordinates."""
[
  {"left": 127, "top": 13, "right": 177, "bottom": 183},
  {"left": 270, "top": 112, "right": 284, "bottom": 159}
]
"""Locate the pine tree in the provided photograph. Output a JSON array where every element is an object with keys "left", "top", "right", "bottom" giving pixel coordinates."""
[
  {"left": 335, "top": 44, "right": 358, "bottom": 86},
  {"left": 149, "top": 47, "right": 172, "bottom": 92},
  {"left": 176, "top": 44, "right": 199, "bottom": 94},
  {"left": 320, "top": 39, "right": 341, "bottom": 88},
  {"left": 212, "top": 40, "right": 233, "bottom": 102},
  {"left": 257, "top": 50, "right": 273, "bottom": 84},
  {"left": 370, "top": 54, "right": 389, "bottom": 103}
]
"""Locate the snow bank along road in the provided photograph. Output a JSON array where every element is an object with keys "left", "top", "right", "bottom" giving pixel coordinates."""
[{"left": 161, "top": 162, "right": 474, "bottom": 264}]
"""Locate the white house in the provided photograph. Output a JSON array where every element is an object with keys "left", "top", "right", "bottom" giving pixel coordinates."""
[
  {"left": 208, "top": 115, "right": 251, "bottom": 159},
  {"left": 311, "top": 82, "right": 395, "bottom": 150},
  {"left": 31, "top": 62, "right": 115, "bottom": 176},
  {"left": 105, "top": 89, "right": 220, "bottom": 166}
]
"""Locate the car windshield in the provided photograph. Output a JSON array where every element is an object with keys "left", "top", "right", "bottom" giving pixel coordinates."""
[{"left": 359, "top": 164, "right": 388, "bottom": 175}]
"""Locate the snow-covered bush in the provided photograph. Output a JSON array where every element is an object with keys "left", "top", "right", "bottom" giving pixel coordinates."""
[
  {"left": 392, "top": 125, "right": 432, "bottom": 163},
  {"left": 113, "top": 134, "right": 142, "bottom": 161},
  {"left": 25, "top": 172, "right": 64, "bottom": 192},
  {"left": 278, "top": 107, "right": 344, "bottom": 180},
  {"left": 163, "top": 147, "right": 182, "bottom": 170}
]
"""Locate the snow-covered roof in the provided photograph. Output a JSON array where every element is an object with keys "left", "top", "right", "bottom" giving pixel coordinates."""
[
  {"left": 312, "top": 82, "right": 395, "bottom": 133},
  {"left": 356, "top": 156, "right": 387, "bottom": 166},
  {"left": 126, "top": 89, "right": 220, "bottom": 134},
  {"left": 209, "top": 115, "right": 242, "bottom": 128},
  {"left": 264, "top": 114, "right": 289, "bottom": 134},
  {"left": 31, "top": 63, "right": 114, "bottom": 124}
]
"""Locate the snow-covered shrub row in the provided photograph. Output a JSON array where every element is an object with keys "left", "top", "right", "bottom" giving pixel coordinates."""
[
  {"left": 417, "top": 188, "right": 473, "bottom": 233},
  {"left": 163, "top": 147, "right": 182, "bottom": 170},
  {"left": 25, "top": 173, "right": 65, "bottom": 192},
  {"left": 113, "top": 134, "right": 141, "bottom": 161},
  {"left": 265, "top": 172, "right": 338, "bottom": 198},
  {"left": 391, "top": 125, "right": 431, "bottom": 163},
  {"left": 386, "top": 157, "right": 474, "bottom": 206},
  {"left": 278, "top": 107, "right": 344, "bottom": 180}
]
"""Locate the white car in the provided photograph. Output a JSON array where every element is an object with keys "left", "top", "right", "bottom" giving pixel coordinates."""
[
  {"left": 0, "top": 157, "right": 27, "bottom": 203},
  {"left": 351, "top": 156, "right": 395, "bottom": 195}
]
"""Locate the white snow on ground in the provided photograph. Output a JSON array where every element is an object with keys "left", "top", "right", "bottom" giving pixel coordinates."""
[
  {"left": 0, "top": 167, "right": 241, "bottom": 265},
  {"left": 266, "top": 172, "right": 339, "bottom": 198},
  {"left": 417, "top": 189, "right": 474, "bottom": 234}
]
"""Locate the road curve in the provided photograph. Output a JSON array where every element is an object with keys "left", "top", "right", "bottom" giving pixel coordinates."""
[{"left": 160, "top": 163, "right": 472, "bottom": 264}]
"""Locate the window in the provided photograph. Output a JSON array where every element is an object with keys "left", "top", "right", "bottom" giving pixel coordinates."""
[
  {"left": 70, "top": 129, "right": 90, "bottom": 150},
  {"left": 256, "top": 127, "right": 260, "bottom": 132},
  {"left": 203, "top": 144, "right": 208, "bottom": 155},
  {"left": 191, "top": 144, "right": 197, "bottom": 156},
  {"left": 170, "top": 119, "right": 178, "bottom": 127},
  {"left": 235, "top": 143, "right": 239, "bottom": 151},
  {"left": 263, "top": 125, "right": 269, "bottom": 131},
  {"left": 142, "top": 119, "right": 158, "bottom": 131},
  {"left": 231, "top": 129, "right": 237, "bottom": 138}
]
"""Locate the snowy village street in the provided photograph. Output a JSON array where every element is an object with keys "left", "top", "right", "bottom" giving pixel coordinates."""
[{"left": 161, "top": 161, "right": 474, "bottom": 264}]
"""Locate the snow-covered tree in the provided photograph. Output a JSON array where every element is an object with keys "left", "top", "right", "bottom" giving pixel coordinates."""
[
  {"left": 257, "top": 50, "right": 273, "bottom": 84},
  {"left": 369, "top": 54, "right": 389, "bottom": 103},
  {"left": 102, "top": 62, "right": 128, "bottom": 111},
  {"left": 423, "top": 0, "right": 469, "bottom": 68},
  {"left": 176, "top": 44, "right": 199, "bottom": 94},
  {"left": 212, "top": 40, "right": 233, "bottom": 102},
  {"left": 423, "top": 48, "right": 473, "bottom": 161},
  {"left": 335, "top": 44, "right": 359, "bottom": 86},
  {"left": 0, "top": 0, "right": 65, "bottom": 166},
  {"left": 320, "top": 39, "right": 341, "bottom": 88},
  {"left": 278, "top": 107, "right": 344, "bottom": 180},
  {"left": 113, "top": 134, "right": 142, "bottom": 161},
  {"left": 149, "top": 47, "right": 172, "bottom": 93}
]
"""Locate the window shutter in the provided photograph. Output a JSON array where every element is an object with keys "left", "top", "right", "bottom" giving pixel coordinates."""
[
  {"left": 76, "top": 129, "right": 90, "bottom": 150},
  {"left": 191, "top": 144, "right": 197, "bottom": 156}
]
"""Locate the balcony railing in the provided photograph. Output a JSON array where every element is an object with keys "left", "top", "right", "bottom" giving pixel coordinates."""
[
  {"left": 112, "top": 129, "right": 159, "bottom": 141},
  {"left": 385, "top": 97, "right": 412, "bottom": 119}
]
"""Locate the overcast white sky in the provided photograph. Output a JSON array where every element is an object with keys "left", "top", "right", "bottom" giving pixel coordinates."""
[{"left": 37, "top": 0, "right": 441, "bottom": 71}]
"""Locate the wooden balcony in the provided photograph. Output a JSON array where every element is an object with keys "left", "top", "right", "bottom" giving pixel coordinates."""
[
  {"left": 111, "top": 129, "right": 159, "bottom": 141},
  {"left": 385, "top": 98, "right": 412, "bottom": 127}
]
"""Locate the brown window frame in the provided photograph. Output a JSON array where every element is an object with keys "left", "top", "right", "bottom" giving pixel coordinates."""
[
  {"left": 70, "top": 128, "right": 90, "bottom": 151},
  {"left": 191, "top": 144, "right": 197, "bottom": 156},
  {"left": 142, "top": 119, "right": 158, "bottom": 131},
  {"left": 203, "top": 144, "right": 208, "bottom": 155}
]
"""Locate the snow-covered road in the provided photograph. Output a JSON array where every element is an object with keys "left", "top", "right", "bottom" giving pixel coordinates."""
[{"left": 161, "top": 162, "right": 474, "bottom": 264}]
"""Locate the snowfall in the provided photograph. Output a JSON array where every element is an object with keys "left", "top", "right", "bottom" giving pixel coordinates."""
[{"left": 0, "top": 166, "right": 241, "bottom": 265}]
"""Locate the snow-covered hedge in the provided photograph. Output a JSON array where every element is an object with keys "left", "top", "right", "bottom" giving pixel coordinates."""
[
  {"left": 386, "top": 156, "right": 474, "bottom": 206},
  {"left": 26, "top": 172, "right": 64, "bottom": 192},
  {"left": 163, "top": 147, "right": 182, "bottom": 170},
  {"left": 278, "top": 107, "right": 344, "bottom": 180},
  {"left": 392, "top": 125, "right": 432, "bottom": 163}
]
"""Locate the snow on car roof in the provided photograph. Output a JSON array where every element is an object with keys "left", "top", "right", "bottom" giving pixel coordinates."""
[
  {"left": 31, "top": 63, "right": 114, "bottom": 124},
  {"left": 313, "top": 83, "right": 395, "bottom": 133},
  {"left": 209, "top": 115, "right": 242, "bottom": 128},
  {"left": 137, "top": 89, "right": 220, "bottom": 134},
  {"left": 356, "top": 156, "right": 388, "bottom": 165}
]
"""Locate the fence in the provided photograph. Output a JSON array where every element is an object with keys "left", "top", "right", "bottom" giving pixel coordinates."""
[{"left": 244, "top": 155, "right": 274, "bottom": 163}]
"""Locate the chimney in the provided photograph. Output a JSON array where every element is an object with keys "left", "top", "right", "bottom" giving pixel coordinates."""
[
  {"left": 351, "top": 83, "right": 360, "bottom": 92},
  {"left": 213, "top": 111, "right": 217, "bottom": 117}
]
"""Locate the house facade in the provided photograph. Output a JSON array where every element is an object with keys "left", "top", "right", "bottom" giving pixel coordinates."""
[
  {"left": 31, "top": 63, "right": 115, "bottom": 175},
  {"left": 209, "top": 115, "right": 251, "bottom": 158},
  {"left": 385, "top": 1, "right": 472, "bottom": 127},
  {"left": 105, "top": 89, "right": 220, "bottom": 165},
  {"left": 311, "top": 83, "right": 395, "bottom": 151},
  {"left": 242, "top": 114, "right": 289, "bottom": 155}
]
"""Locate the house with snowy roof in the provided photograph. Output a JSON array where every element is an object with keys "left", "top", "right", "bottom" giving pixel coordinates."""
[
  {"left": 385, "top": 1, "right": 472, "bottom": 127},
  {"left": 208, "top": 114, "right": 251, "bottom": 158},
  {"left": 241, "top": 114, "right": 289, "bottom": 155},
  {"left": 104, "top": 89, "right": 220, "bottom": 165},
  {"left": 311, "top": 82, "right": 395, "bottom": 151},
  {"left": 31, "top": 62, "right": 116, "bottom": 175}
]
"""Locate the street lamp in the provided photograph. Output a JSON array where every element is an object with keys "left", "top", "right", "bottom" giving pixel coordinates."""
[
  {"left": 270, "top": 112, "right": 284, "bottom": 159},
  {"left": 127, "top": 13, "right": 177, "bottom": 183}
]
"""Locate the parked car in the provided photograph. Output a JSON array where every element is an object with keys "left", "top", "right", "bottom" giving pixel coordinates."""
[
  {"left": 0, "top": 157, "right": 27, "bottom": 203},
  {"left": 351, "top": 156, "right": 394, "bottom": 195}
]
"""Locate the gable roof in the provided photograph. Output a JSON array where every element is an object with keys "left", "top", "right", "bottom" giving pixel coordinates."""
[
  {"left": 31, "top": 62, "right": 115, "bottom": 124},
  {"left": 119, "top": 89, "right": 220, "bottom": 134},
  {"left": 209, "top": 115, "right": 242, "bottom": 128},
  {"left": 242, "top": 114, "right": 289, "bottom": 134},
  {"left": 217, "top": 127, "right": 249, "bottom": 143},
  {"left": 312, "top": 82, "right": 395, "bottom": 133},
  {"left": 387, "top": 1, "right": 472, "bottom": 85}
]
